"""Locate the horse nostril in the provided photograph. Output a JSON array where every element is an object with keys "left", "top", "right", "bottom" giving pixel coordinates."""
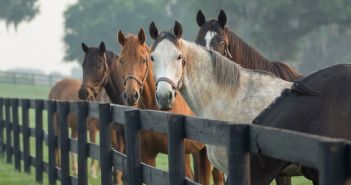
[
  {"left": 168, "top": 92, "right": 173, "bottom": 101},
  {"left": 133, "top": 92, "right": 139, "bottom": 101},
  {"left": 123, "top": 92, "right": 127, "bottom": 100}
]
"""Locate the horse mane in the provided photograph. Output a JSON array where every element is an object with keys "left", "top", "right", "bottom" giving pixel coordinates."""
[
  {"left": 106, "top": 50, "right": 118, "bottom": 66},
  {"left": 224, "top": 28, "right": 303, "bottom": 82},
  {"left": 208, "top": 49, "right": 241, "bottom": 93}
]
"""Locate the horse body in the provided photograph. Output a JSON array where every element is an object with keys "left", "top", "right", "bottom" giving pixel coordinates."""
[
  {"left": 48, "top": 78, "right": 103, "bottom": 178},
  {"left": 152, "top": 35, "right": 291, "bottom": 173}
]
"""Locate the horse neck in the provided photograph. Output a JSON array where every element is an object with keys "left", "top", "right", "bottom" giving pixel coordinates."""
[
  {"left": 181, "top": 39, "right": 291, "bottom": 122},
  {"left": 104, "top": 54, "right": 124, "bottom": 104},
  {"left": 139, "top": 61, "right": 158, "bottom": 109},
  {"left": 226, "top": 30, "right": 271, "bottom": 69}
]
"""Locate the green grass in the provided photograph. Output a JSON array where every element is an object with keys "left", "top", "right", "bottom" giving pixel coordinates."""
[{"left": 0, "top": 83, "right": 312, "bottom": 184}]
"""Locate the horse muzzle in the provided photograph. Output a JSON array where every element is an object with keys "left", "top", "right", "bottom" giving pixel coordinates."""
[{"left": 155, "top": 85, "right": 175, "bottom": 110}]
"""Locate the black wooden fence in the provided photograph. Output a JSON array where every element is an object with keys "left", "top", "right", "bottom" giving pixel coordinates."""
[{"left": 0, "top": 97, "right": 350, "bottom": 185}]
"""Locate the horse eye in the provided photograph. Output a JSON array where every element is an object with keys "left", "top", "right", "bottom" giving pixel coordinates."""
[
  {"left": 119, "top": 59, "right": 124, "bottom": 64},
  {"left": 220, "top": 41, "right": 225, "bottom": 45},
  {"left": 143, "top": 58, "right": 147, "bottom": 63},
  {"left": 177, "top": 55, "right": 182, "bottom": 60}
]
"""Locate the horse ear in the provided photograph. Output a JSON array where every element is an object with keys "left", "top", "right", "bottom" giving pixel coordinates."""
[
  {"left": 99, "top": 41, "right": 106, "bottom": 54},
  {"left": 149, "top": 22, "right": 158, "bottom": 40},
  {"left": 81, "top": 42, "right": 89, "bottom": 53},
  {"left": 196, "top": 10, "right": 206, "bottom": 27},
  {"left": 173, "top": 21, "right": 183, "bottom": 39},
  {"left": 218, "top": 9, "right": 227, "bottom": 28},
  {"left": 118, "top": 30, "right": 126, "bottom": 46},
  {"left": 138, "top": 28, "right": 146, "bottom": 44}
]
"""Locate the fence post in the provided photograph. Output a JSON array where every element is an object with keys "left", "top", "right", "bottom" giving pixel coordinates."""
[
  {"left": 35, "top": 100, "right": 44, "bottom": 183},
  {"left": 125, "top": 109, "right": 142, "bottom": 185},
  {"left": 0, "top": 98, "right": 4, "bottom": 153},
  {"left": 226, "top": 125, "right": 250, "bottom": 185},
  {"left": 77, "top": 101, "right": 88, "bottom": 185},
  {"left": 318, "top": 141, "right": 348, "bottom": 185},
  {"left": 48, "top": 100, "right": 57, "bottom": 185},
  {"left": 5, "top": 98, "right": 12, "bottom": 163},
  {"left": 58, "top": 101, "right": 70, "bottom": 185},
  {"left": 12, "top": 99, "right": 21, "bottom": 171},
  {"left": 99, "top": 103, "right": 113, "bottom": 185},
  {"left": 21, "top": 99, "right": 30, "bottom": 173},
  {"left": 168, "top": 115, "right": 185, "bottom": 185}
]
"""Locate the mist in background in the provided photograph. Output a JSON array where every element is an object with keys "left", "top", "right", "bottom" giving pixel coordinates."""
[{"left": 2, "top": 0, "right": 351, "bottom": 76}]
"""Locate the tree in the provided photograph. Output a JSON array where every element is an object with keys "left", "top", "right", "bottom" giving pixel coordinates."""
[{"left": 0, "top": 0, "right": 39, "bottom": 27}]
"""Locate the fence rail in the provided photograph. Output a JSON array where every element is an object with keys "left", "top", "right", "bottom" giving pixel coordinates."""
[
  {"left": 0, "top": 97, "right": 351, "bottom": 185},
  {"left": 0, "top": 71, "right": 63, "bottom": 86}
]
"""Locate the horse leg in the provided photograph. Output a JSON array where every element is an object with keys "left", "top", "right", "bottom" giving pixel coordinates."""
[
  {"left": 89, "top": 122, "right": 98, "bottom": 179},
  {"left": 275, "top": 176, "right": 291, "bottom": 185},
  {"left": 111, "top": 125, "right": 125, "bottom": 185},
  {"left": 302, "top": 167, "right": 319, "bottom": 185},
  {"left": 70, "top": 122, "right": 78, "bottom": 176},
  {"left": 193, "top": 147, "right": 211, "bottom": 185},
  {"left": 54, "top": 113, "right": 61, "bottom": 167},
  {"left": 212, "top": 167, "right": 225, "bottom": 185},
  {"left": 184, "top": 154, "right": 194, "bottom": 179}
]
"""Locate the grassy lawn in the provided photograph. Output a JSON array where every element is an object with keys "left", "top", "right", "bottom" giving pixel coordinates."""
[{"left": 0, "top": 83, "right": 312, "bottom": 185}]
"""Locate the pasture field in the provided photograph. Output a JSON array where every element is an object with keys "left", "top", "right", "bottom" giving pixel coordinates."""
[{"left": 0, "top": 83, "right": 311, "bottom": 185}]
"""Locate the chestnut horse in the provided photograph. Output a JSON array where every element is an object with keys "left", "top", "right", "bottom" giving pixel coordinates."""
[
  {"left": 195, "top": 10, "right": 303, "bottom": 82},
  {"left": 48, "top": 78, "right": 104, "bottom": 178},
  {"left": 78, "top": 42, "right": 125, "bottom": 184},
  {"left": 117, "top": 29, "right": 218, "bottom": 184},
  {"left": 195, "top": 10, "right": 304, "bottom": 185}
]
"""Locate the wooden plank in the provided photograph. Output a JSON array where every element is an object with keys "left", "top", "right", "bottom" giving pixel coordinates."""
[
  {"left": 125, "top": 109, "right": 142, "bottom": 185},
  {"left": 88, "top": 143, "right": 100, "bottom": 160},
  {"left": 111, "top": 104, "right": 135, "bottom": 124},
  {"left": 69, "top": 102, "right": 77, "bottom": 114},
  {"left": 47, "top": 100, "right": 57, "bottom": 185},
  {"left": 88, "top": 102, "right": 99, "bottom": 118},
  {"left": 139, "top": 110, "right": 169, "bottom": 134},
  {"left": 5, "top": 98, "right": 12, "bottom": 163},
  {"left": 184, "top": 116, "right": 230, "bottom": 145},
  {"left": 12, "top": 99, "right": 21, "bottom": 171},
  {"left": 142, "top": 163, "right": 168, "bottom": 185},
  {"left": 77, "top": 101, "right": 89, "bottom": 185},
  {"left": 99, "top": 103, "right": 113, "bottom": 185},
  {"left": 21, "top": 99, "right": 31, "bottom": 173},
  {"left": 112, "top": 149, "right": 127, "bottom": 171},
  {"left": 58, "top": 101, "right": 71, "bottom": 185},
  {"left": 226, "top": 124, "right": 250, "bottom": 185},
  {"left": 167, "top": 115, "right": 185, "bottom": 185},
  {"left": 249, "top": 125, "right": 346, "bottom": 169},
  {"left": 35, "top": 100, "right": 44, "bottom": 183}
]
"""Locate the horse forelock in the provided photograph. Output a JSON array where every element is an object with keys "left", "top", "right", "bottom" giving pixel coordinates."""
[
  {"left": 151, "top": 31, "right": 180, "bottom": 52},
  {"left": 121, "top": 35, "right": 150, "bottom": 59}
]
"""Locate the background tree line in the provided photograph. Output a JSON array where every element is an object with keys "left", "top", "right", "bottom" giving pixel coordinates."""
[{"left": 2, "top": 0, "right": 351, "bottom": 74}]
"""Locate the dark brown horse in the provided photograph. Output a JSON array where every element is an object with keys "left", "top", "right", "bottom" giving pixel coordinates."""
[
  {"left": 48, "top": 78, "right": 103, "bottom": 178},
  {"left": 251, "top": 64, "right": 351, "bottom": 185},
  {"left": 195, "top": 9, "right": 304, "bottom": 185},
  {"left": 195, "top": 9, "right": 303, "bottom": 82},
  {"left": 78, "top": 42, "right": 125, "bottom": 184},
  {"left": 117, "top": 29, "right": 220, "bottom": 184}
]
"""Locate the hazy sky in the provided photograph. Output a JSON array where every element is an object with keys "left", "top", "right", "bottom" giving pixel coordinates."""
[{"left": 0, "top": 0, "right": 78, "bottom": 76}]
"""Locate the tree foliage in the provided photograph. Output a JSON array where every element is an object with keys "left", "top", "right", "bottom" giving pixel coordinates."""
[
  {"left": 0, "top": 0, "right": 39, "bottom": 27},
  {"left": 63, "top": 0, "right": 351, "bottom": 72}
]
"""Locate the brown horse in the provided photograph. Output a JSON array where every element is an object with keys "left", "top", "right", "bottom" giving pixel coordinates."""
[
  {"left": 48, "top": 78, "right": 103, "bottom": 178},
  {"left": 117, "top": 29, "right": 217, "bottom": 184},
  {"left": 195, "top": 9, "right": 303, "bottom": 82},
  {"left": 195, "top": 10, "right": 304, "bottom": 185},
  {"left": 78, "top": 42, "right": 125, "bottom": 184}
]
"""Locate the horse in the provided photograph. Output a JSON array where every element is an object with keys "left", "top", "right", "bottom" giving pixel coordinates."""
[
  {"left": 195, "top": 9, "right": 303, "bottom": 82},
  {"left": 48, "top": 78, "right": 102, "bottom": 178},
  {"left": 117, "top": 29, "right": 222, "bottom": 185},
  {"left": 195, "top": 9, "right": 304, "bottom": 185},
  {"left": 78, "top": 42, "right": 126, "bottom": 184},
  {"left": 148, "top": 21, "right": 294, "bottom": 184}
]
